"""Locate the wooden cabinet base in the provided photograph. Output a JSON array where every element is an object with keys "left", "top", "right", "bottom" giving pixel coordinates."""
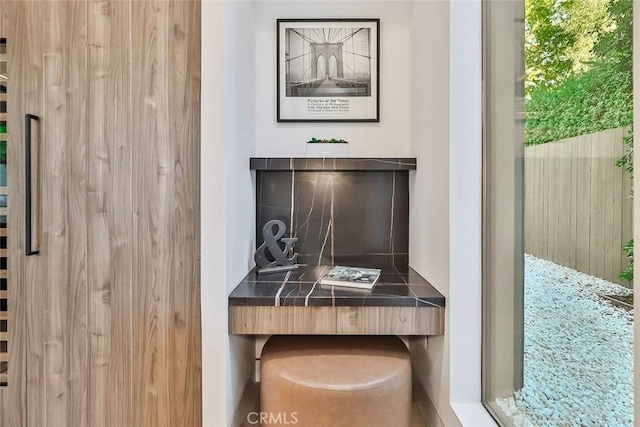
[{"left": 229, "top": 306, "right": 444, "bottom": 335}]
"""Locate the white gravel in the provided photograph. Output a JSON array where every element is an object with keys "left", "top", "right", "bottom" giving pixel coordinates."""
[{"left": 496, "top": 255, "right": 633, "bottom": 427}]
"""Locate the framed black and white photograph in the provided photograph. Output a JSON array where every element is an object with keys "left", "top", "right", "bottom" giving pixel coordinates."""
[{"left": 277, "top": 19, "right": 380, "bottom": 122}]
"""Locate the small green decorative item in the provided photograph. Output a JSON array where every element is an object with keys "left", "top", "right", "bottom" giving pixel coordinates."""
[
  {"left": 305, "top": 137, "right": 350, "bottom": 157},
  {"left": 307, "top": 137, "right": 348, "bottom": 144}
]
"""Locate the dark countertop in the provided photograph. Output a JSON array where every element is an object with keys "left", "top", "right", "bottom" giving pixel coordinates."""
[
  {"left": 228, "top": 264, "right": 445, "bottom": 308},
  {"left": 250, "top": 157, "right": 417, "bottom": 171}
]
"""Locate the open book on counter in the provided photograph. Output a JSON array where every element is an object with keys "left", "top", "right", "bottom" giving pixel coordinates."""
[{"left": 319, "top": 266, "right": 382, "bottom": 290}]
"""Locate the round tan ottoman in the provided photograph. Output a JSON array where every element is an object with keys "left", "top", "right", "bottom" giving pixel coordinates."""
[{"left": 260, "top": 335, "right": 411, "bottom": 427}]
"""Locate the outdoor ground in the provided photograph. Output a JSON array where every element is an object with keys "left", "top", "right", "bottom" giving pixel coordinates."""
[{"left": 497, "top": 255, "right": 633, "bottom": 427}]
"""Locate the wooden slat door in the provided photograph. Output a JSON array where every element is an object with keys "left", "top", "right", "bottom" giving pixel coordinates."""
[{"left": 3, "top": 1, "right": 202, "bottom": 426}]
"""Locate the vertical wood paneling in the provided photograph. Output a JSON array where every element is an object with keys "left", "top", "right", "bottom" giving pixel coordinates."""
[
  {"left": 166, "top": 2, "right": 201, "bottom": 426},
  {"left": 42, "top": 4, "right": 68, "bottom": 423},
  {"left": 41, "top": 2, "right": 89, "bottom": 426},
  {"left": 568, "top": 139, "right": 578, "bottom": 269},
  {"left": 5, "top": 2, "right": 29, "bottom": 424},
  {"left": 87, "top": 1, "right": 133, "bottom": 426},
  {"left": 612, "top": 128, "right": 624, "bottom": 280},
  {"left": 540, "top": 143, "right": 549, "bottom": 259},
  {"left": 65, "top": 14, "right": 90, "bottom": 416},
  {"left": 132, "top": 2, "right": 172, "bottom": 425},
  {"left": 576, "top": 135, "right": 592, "bottom": 273},
  {"left": 558, "top": 141, "right": 572, "bottom": 267},
  {"left": 547, "top": 142, "right": 558, "bottom": 261},
  {"left": 11, "top": 2, "right": 46, "bottom": 426},
  {"left": 4, "top": 1, "right": 202, "bottom": 425},
  {"left": 529, "top": 145, "right": 540, "bottom": 254},
  {"left": 525, "top": 127, "right": 632, "bottom": 287},
  {"left": 603, "top": 131, "right": 616, "bottom": 281},
  {"left": 132, "top": 1, "right": 201, "bottom": 426},
  {"left": 589, "top": 134, "right": 603, "bottom": 278}
]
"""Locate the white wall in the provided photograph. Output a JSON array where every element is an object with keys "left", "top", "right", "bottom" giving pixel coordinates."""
[
  {"left": 410, "top": 1, "right": 499, "bottom": 425},
  {"left": 408, "top": 1, "right": 456, "bottom": 425},
  {"left": 448, "top": 0, "right": 498, "bottom": 425},
  {"left": 201, "top": 2, "right": 230, "bottom": 426},
  {"left": 225, "top": 1, "right": 259, "bottom": 424},
  {"left": 202, "top": 1, "right": 257, "bottom": 426},
  {"left": 253, "top": 1, "right": 413, "bottom": 157}
]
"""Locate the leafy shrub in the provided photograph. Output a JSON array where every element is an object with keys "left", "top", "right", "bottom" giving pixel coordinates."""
[
  {"left": 525, "top": 62, "right": 632, "bottom": 146},
  {"left": 620, "top": 239, "right": 633, "bottom": 281}
]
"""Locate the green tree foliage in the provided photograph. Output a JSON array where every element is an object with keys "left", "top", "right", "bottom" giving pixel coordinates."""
[
  {"left": 594, "top": 0, "right": 633, "bottom": 73},
  {"left": 620, "top": 239, "right": 634, "bottom": 281},
  {"left": 525, "top": 0, "right": 575, "bottom": 92},
  {"left": 563, "top": 0, "right": 614, "bottom": 72},
  {"left": 525, "top": 0, "right": 613, "bottom": 93},
  {"left": 525, "top": 62, "right": 632, "bottom": 146},
  {"left": 526, "top": 0, "right": 632, "bottom": 146}
]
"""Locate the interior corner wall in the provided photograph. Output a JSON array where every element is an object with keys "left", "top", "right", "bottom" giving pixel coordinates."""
[
  {"left": 202, "top": 1, "right": 257, "bottom": 426},
  {"left": 253, "top": 1, "right": 413, "bottom": 157},
  {"left": 225, "top": 1, "right": 258, "bottom": 424},
  {"left": 225, "top": 2, "right": 257, "bottom": 292},
  {"left": 448, "top": 0, "right": 492, "bottom": 425},
  {"left": 408, "top": 1, "right": 459, "bottom": 426},
  {"left": 201, "top": 2, "right": 230, "bottom": 426}
]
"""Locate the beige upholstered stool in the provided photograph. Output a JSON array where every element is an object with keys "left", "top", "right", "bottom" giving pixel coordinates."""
[{"left": 260, "top": 335, "right": 411, "bottom": 427}]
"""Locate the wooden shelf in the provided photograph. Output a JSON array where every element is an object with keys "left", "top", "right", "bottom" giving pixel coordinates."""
[{"left": 229, "top": 306, "right": 444, "bottom": 335}]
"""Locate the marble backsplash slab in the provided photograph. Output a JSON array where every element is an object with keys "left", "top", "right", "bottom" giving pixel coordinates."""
[{"left": 256, "top": 170, "right": 409, "bottom": 267}]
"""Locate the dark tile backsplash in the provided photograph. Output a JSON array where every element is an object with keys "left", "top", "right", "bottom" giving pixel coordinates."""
[{"left": 256, "top": 170, "right": 409, "bottom": 267}]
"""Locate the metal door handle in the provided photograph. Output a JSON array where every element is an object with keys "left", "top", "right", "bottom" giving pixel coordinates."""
[{"left": 25, "top": 114, "right": 39, "bottom": 256}]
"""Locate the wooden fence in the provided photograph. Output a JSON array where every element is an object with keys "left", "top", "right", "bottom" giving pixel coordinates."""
[{"left": 525, "top": 127, "right": 633, "bottom": 287}]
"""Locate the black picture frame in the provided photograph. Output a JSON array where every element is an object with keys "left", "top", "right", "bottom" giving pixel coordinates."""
[{"left": 277, "top": 18, "right": 380, "bottom": 123}]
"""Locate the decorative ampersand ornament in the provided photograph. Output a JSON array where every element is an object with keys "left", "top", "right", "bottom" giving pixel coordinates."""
[{"left": 254, "top": 219, "right": 298, "bottom": 271}]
